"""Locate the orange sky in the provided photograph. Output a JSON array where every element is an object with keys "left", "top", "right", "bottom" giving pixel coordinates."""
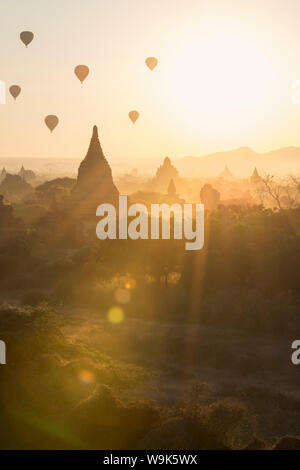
[{"left": 1, "top": 0, "right": 300, "bottom": 163}]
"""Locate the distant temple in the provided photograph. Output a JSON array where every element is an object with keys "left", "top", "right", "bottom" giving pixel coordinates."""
[
  {"left": 0, "top": 174, "right": 33, "bottom": 202},
  {"left": 156, "top": 156, "right": 178, "bottom": 185},
  {"left": 19, "top": 165, "right": 36, "bottom": 183},
  {"left": 167, "top": 179, "right": 176, "bottom": 199},
  {"left": 150, "top": 156, "right": 179, "bottom": 192},
  {"left": 219, "top": 164, "right": 234, "bottom": 180},
  {"left": 166, "top": 179, "right": 184, "bottom": 204},
  {"left": 71, "top": 125, "right": 119, "bottom": 218},
  {"left": 131, "top": 178, "right": 184, "bottom": 208},
  {"left": 250, "top": 167, "right": 261, "bottom": 184}
]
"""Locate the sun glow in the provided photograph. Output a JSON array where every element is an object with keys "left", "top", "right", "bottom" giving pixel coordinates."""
[{"left": 152, "top": 22, "right": 286, "bottom": 145}]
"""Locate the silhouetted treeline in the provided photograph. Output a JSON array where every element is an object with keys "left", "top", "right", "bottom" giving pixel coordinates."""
[{"left": 0, "top": 204, "right": 299, "bottom": 335}]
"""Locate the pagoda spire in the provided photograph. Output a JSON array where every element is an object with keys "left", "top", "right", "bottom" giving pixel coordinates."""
[
  {"left": 71, "top": 125, "right": 119, "bottom": 213},
  {"left": 84, "top": 125, "right": 106, "bottom": 163},
  {"left": 251, "top": 167, "right": 261, "bottom": 184},
  {"left": 93, "top": 125, "right": 98, "bottom": 137}
]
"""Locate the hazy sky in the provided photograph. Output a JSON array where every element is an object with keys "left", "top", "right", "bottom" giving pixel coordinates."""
[{"left": 1, "top": 0, "right": 300, "bottom": 163}]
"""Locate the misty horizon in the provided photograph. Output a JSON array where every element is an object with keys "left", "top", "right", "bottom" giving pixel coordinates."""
[{"left": 1, "top": 141, "right": 300, "bottom": 178}]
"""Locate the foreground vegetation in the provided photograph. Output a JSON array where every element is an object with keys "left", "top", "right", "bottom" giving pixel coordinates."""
[{"left": 1, "top": 205, "right": 300, "bottom": 448}]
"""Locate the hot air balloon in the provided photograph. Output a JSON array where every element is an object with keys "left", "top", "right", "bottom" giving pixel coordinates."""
[
  {"left": 74, "top": 65, "right": 89, "bottom": 83},
  {"left": 128, "top": 111, "right": 139, "bottom": 124},
  {"left": 9, "top": 85, "right": 21, "bottom": 100},
  {"left": 145, "top": 57, "right": 158, "bottom": 71},
  {"left": 45, "top": 115, "right": 59, "bottom": 133},
  {"left": 20, "top": 31, "right": 34, "bottom": 47}
]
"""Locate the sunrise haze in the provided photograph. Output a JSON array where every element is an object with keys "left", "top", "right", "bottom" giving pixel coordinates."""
[{"left": 1, "top": 0, "right": 300, "bottom": 165}]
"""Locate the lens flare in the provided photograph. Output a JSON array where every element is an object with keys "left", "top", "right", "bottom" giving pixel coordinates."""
[
  {"left": 125, "top": 277, "right": 136, "bottom": 290},
  {"left": 77, "top": 369, "right": 96, "bottom": 384},
  {"left": 107, "top": 306, "right": 124, "bottom": 324}
]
